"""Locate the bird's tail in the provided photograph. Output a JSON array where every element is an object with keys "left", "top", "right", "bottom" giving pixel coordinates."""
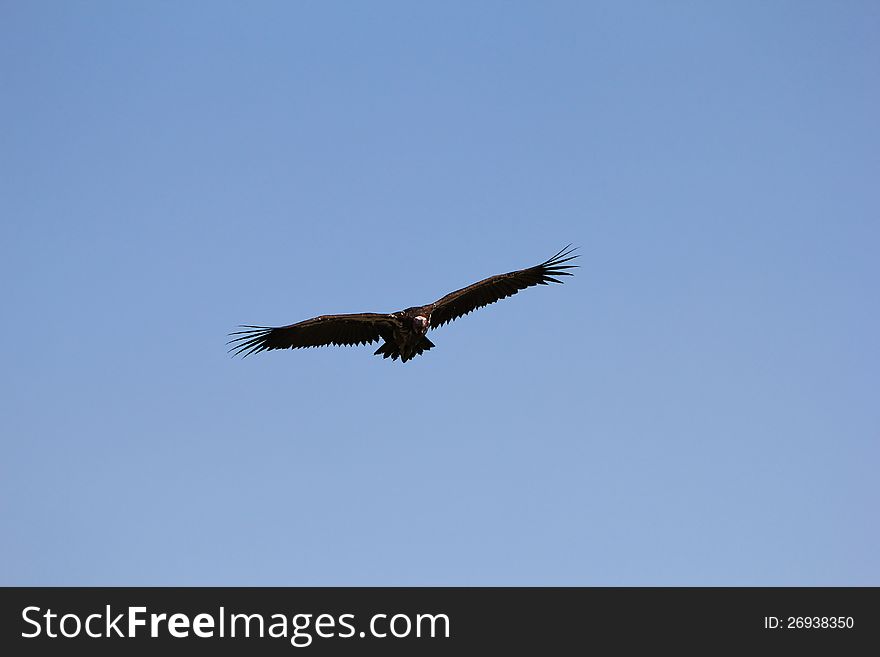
[{"left": 374, "top": 337, "right": 435, "bottom": 362}]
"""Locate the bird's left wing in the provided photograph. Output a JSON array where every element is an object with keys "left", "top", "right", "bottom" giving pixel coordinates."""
[
  {"left": 228, "top": 313, "right": 397, "bottom": 358},
  {"left": 428, "top": 245, "right": 578, "bottom": 329}
]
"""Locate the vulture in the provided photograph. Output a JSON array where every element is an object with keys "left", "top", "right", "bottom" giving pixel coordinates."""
[{"left": 228, "top": 245, "right": 578, "bottom": 362}]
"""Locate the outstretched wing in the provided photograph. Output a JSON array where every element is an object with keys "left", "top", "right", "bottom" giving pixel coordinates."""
[
  {"left": 228, "top": 313, "right": 397, "bottom": 358},
  {"left": 429, "top": 245, "right": 578, "bottom": 329}
]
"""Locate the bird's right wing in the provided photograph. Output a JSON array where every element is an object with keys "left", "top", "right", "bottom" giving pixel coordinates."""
[{"left": 228, "top": 313, "right": 398, "bottom": 358}]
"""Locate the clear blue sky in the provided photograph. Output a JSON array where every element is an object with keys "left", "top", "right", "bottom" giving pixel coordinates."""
[{"left": 2, "top": 1, "right": 877, "bottom": 585}]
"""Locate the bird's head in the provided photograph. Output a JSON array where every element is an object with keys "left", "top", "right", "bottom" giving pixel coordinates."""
[{"left": 413, "top": 315, "right": 429, "bottom": 335}]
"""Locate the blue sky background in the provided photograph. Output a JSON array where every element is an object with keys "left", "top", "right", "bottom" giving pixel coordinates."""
[{"left": 2, "top": 1, "right": 877, "bottom": 585}]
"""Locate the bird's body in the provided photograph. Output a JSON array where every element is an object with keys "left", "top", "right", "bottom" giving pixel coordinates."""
[
  {"left": 228, "top": 245, "right": 578, "bottom": 362},
  {"left": 379, "top": 308, "right": 434, "bottom": 362}
]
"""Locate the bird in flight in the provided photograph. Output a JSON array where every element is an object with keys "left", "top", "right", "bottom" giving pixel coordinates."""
[{"left": 228, "top": 245, "right": 578, "bottom": 363}]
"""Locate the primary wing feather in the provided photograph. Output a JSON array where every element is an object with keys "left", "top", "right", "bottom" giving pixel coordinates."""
[
  {"left": 228, "top": 313, "right": 396, "bottom": 358},
  {"left": 429, "top": 245, "right": 578, "bottom": 328}
]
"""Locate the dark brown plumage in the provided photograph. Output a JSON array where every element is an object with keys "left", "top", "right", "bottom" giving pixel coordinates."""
[{"left": 228, "top": 245, "right": 578, "bottom": 362}]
